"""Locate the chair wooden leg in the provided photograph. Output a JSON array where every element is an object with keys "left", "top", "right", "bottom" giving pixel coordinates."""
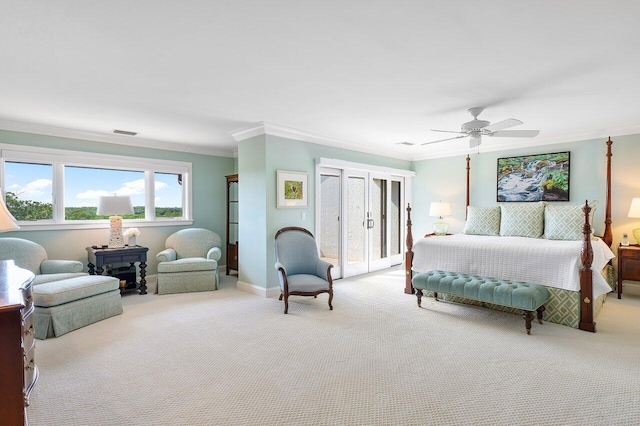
[
  {"left": 283, "top": 293, "right": 289, "bottom": 314},
  {"left": 416, "top": 289, "right": 423, "bottom": 307},
  {"left": 328, "top": 290, "right": 333, "bottom": 310},
  {"left": 536, "top": 305, "right": 545, "bottom": 324},
  {"left": 279, "top": 293, "right": 283, "bottom": 301}
]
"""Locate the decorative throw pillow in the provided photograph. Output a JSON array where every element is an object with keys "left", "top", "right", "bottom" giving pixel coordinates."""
[
  {"left": 544, "top": 201, "right": 598, "bottom": 240},
  {"left": 499, "top": 202, "right": 546, "bottom": 238},
  {"left": 463, "top": 206, "right": 501, "bottom": 236}
]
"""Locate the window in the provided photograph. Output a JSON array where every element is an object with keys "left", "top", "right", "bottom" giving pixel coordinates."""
[
  {"left": 5, "top": 162, "right": 53, "bottom": 221},
  {"left": 1, "top": 145, "right": 192, "bottom": 230}
]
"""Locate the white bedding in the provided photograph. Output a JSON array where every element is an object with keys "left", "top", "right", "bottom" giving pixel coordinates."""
[{"left": 412, "top": 234, "right": 615, "bottom": 299}]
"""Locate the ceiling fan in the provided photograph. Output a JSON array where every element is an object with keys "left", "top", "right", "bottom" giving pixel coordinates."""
[{"left": 422, "top": 107, "right": 540, "bottom": 147}]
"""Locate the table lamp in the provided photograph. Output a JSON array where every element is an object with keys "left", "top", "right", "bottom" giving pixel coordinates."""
[
  {"left": 0, "top": 196, "right": 20, "bottom": 232},
  {"left": 429, "top": 201, "right": 452, "bottom": 236},
  {"left": 97, "top": 195, "right": 133, "bottom": 248},
  {"left": 628, "top": 197, "right": 640, "bottom": 244}
]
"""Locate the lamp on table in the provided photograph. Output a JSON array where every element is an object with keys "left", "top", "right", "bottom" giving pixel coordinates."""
[
  {"left": 628, "top": 197, "right": 640, "bottom": 244},
  {"left": 429, "top": 201, "right": 452, "bottom": 236},
  {"left": 97, "top": 195, "right": 134, "bottom": 248}
]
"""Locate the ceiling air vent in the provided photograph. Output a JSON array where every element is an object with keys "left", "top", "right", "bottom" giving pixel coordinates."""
[
  {"left": 113, "top": 129, "right": 138, "bottom": 136},
  {"left": 396, "top": 141, "right": 414, "bottom": 146}
]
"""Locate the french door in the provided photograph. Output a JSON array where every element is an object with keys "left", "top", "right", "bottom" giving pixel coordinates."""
[{"left": 318, "top": 167, "right": 404, "bottom": 280}]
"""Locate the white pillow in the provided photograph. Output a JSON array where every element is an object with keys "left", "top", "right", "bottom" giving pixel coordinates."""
[
  {"left": 463, "top": 206, "right": 501, "bottom": 236},
  {"left": 544, "top": 201, "right": 598, "bottom": 240},
  {"left": 499, "top": 202, "right": 546, "bottom": 238}
]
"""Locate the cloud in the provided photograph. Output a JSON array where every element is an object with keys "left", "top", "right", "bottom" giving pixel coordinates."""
[
  {"left": 76, "top": 189, "right": 112, "bottom": 199},
  {"left": 9, "top": 178, "right": 52, "bottom": 198}
]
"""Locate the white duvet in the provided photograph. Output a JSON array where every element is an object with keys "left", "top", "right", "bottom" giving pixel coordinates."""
[{"left": 412, "top": 234, "right": 615, "bottom": 299}]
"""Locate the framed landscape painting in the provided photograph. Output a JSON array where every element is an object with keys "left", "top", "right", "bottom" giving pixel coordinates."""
[
  {"left": 497, "top": 151, "right": 570, "bottom": 202},
  {"left": 277, "top": 170, "right": 308, "bottom": 208}
]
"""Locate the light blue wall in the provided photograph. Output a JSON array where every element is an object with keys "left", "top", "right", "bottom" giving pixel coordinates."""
[
  {"left": 238, "top": 133, "right": 411, "bottom": 290},
  {"left": 411, "top": 134, "right": 640, "bottom": 260},
  {"left": 0, "top": 129, "right": 235, "bottom": 275}
]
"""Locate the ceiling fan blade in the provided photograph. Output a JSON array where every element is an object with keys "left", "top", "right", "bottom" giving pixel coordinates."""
[
  {"left": 484, "top": 118, "right": 523, "bottom": 132},
  {"left": 421, "top": 135, "right": 467, "bottom": 145},
  {"left": 490, "top": 129, "right": 540, "bottom": 138},
  {"left": 430, "top": 129, "right": 466, "bottom": 134}
]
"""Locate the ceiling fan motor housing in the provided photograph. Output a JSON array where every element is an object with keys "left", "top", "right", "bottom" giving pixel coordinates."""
[{"left": 461, "top": 119, "right": 490, "bottom": 131}]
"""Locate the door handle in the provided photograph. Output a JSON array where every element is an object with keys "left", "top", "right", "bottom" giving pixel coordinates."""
[{"left": 367, "top": 218, "right": 374, "bottom": 229}]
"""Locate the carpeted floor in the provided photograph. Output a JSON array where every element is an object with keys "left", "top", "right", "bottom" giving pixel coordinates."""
[{"left": 28, "top": 268, "right": 640, "bottom": 425}]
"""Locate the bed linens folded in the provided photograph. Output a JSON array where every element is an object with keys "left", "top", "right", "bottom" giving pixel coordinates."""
[{"left": 412, "top": 234, "right": 615, "bottom": 299}]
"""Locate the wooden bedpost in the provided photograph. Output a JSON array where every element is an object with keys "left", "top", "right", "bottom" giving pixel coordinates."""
[
  {"left": 579, "top": 200, "right": 596, "bottom": 332},
  {"left": 465, "top": 155, "right": 470, "bottom": 219},
  {"left": 603, "top": 137, "right": 613, "bottom": 248},
  {"left": 405, "top": 203, "right": 414, "bottom": 294}
]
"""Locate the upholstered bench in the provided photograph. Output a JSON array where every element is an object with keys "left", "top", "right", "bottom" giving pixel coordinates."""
[
  {"left": 32, "top": 275, "right": 122, "bottom": 339},
  {"left": 412, "top": 270, "right": 550, "bottom": 334}
]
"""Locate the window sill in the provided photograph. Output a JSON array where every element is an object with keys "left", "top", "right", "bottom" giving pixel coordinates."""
[{"left": 13, "top": 219, "right": 194, "bottom": 232}]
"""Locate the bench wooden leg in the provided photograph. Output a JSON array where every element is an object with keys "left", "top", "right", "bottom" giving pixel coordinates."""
[
  {"left": 416, "top": 289, "right": 423, "bottom": 307},
  {"left": 536, "top": 305, "right": 545, "bottom": 324},
  {"left": 522, "top": 310, "right": 534, "bottom": 335},
  {"left": 434, "top": 291, "right": 439, "bottom": 302}
]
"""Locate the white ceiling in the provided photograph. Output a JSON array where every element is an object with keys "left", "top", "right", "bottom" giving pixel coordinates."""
[{"left": 1, "top": 1, "right": 639, "bottom": 160}]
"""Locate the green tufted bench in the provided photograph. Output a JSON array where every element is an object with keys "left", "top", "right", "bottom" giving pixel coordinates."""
[{"left": 412, "top": 270, "right": 551, "bottom": 334}]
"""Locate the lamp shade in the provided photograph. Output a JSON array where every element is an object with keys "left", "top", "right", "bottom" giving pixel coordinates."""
[
  {"left": 628, "top": 198, "right": 640, "bottom": 218},
  {"left": 97, "top": 195, "right": 134, "bottom": 216},
  {"left": 0, "top": 198, "right": 19, "bottom": 232},
  {"left": 429, "top": 201, "right": 452, "bottom": 217}
]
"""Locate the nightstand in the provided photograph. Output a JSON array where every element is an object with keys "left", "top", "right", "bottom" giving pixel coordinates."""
[
  {"left": 617, "top": 244, "right": 640, "bottom": 299},
  {"left": 87, "top": 245, "right": 149, "bottom": 295}
]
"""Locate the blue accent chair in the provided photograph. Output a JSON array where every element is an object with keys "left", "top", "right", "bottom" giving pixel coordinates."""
[
  {"left": 156, "top": 228, "right": 222, "bottom": 294},
  {"left": 274, "top": 227, "right": 333, "bottom": 314}
]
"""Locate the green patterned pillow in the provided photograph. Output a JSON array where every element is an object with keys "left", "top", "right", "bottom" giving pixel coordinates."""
[
  {"left": 463, "top": 206, "right": 501, "bottom": 236},
  {"left": 499, "top": 202, "right": 546, "bottom": 238},
  {"left": 544, "top": 201, "right": 598, "bottom": 240}
]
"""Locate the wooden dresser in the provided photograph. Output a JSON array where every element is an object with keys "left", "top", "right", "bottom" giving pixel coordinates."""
[{"left": 0, "top": 260, "right": 37, "bottom": 426}]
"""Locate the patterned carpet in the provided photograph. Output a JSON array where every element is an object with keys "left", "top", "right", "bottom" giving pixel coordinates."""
[{"left": 29, "top": 268, "right": 640, "bottom": 425}]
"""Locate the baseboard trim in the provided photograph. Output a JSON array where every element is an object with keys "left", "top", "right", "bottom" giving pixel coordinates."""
[{"left": 237, "top": 280, "right": 281, "bottom": 298}]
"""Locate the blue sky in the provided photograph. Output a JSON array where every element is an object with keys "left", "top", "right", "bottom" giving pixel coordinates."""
[{"left": 5, "top": 162, "right": 182, "bottom": 207}]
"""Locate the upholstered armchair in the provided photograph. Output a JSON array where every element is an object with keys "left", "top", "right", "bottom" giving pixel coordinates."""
[
  {"left": 156, "top": 228, "right": 222, "bottom": 295},
  {"left": 274, "top": 227, "right": 333, "bottom": 314},
  {"left": 0, "top": 237, "right": 84, "bottom": 283},
  {"left": 0, "top": 238, "right": 122, "bottom": 339}
]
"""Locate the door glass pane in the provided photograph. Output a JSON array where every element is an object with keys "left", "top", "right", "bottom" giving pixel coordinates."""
[
  {"left": 347, "top": 176, "right": 365, "bottom": 264},
  {"left": 390, "top": 180, "right": 401, "bottom": 256},
  {"left": 319, "top": 175, "right": 340, "bottom": 268},
  {"left": 4, "top": 162, "right": 53, "bottom": 221},
  {"left": 371, "top": 178, "right": 387, "bottom": 260}
]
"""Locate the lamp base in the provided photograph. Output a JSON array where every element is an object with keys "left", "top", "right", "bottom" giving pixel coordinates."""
[
  {"left": 107, "top": 215, "right": 126, "bottom": 248},
  {"left": 633, "top": 228, "right": 640, "bottom": 245},
  {"left": 433, "top": 219, "right": 449, "bottom": 236}
]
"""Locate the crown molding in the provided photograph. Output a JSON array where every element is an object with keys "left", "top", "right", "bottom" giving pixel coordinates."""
[
  {"left": 230, "top": 121, "right": 414, "bottom": 161},
  {"left": 0, "top": 119, "right": 236, "bottom": 158}
]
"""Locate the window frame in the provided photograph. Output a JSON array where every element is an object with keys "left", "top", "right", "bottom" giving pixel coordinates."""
[{"left": 0, "top": 144, "right": 193, "bottom": 230}]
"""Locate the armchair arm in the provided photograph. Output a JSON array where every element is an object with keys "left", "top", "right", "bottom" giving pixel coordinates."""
[
  {"left": 41, "top": 259, "right": 83, "bottom": 274},
  {"left": 156, "top": 248, "right": 177, "bottom": 263},
  {"left": 275, "top": 261, "right": 287, "bottom": 290},
  {"left": 207, "top": 247, "right": 222, "bottom": 262},
  {"left": 315, "top": 259, "right": 333, "bottom": 282}
]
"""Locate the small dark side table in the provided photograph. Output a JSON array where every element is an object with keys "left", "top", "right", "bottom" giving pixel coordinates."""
[{"left": 87, "top": 245, "right": 149, "bottom": 295}]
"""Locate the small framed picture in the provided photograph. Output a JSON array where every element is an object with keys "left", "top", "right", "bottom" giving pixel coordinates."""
[{"left": 276, "top": 170, "right": 308, "bottom": 209}]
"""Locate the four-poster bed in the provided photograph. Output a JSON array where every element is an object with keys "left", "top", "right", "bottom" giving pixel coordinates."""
[{"left": 405, "top": 137, "right": 614, "bottom": 332}]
